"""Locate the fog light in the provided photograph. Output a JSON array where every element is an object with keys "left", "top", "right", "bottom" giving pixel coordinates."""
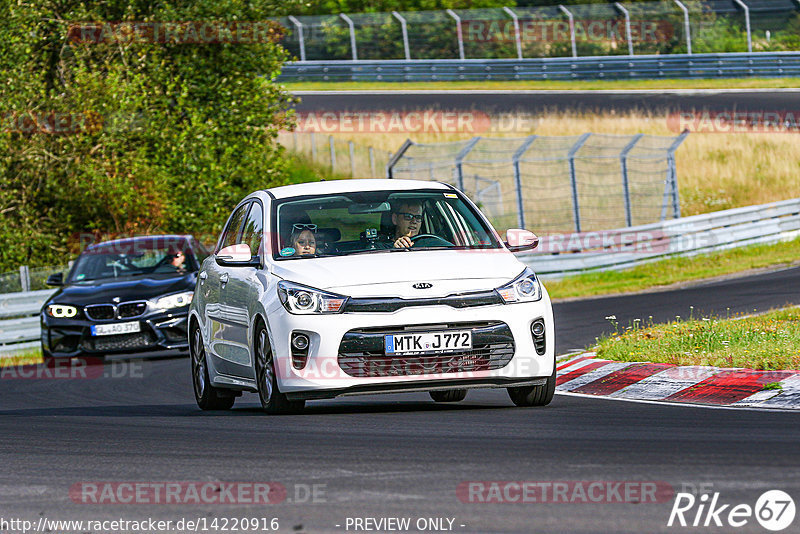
[
  {"left": 292, "top": 333, "right": 309, "bottom": 351},
  {"left": 531, "top": 320, "right": 545, "bottom": 337}
]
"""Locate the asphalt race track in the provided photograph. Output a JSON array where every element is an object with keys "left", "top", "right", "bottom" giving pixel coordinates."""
[
  {"left": 293, "top": 89, "right": 800, "bottom": 115},
  {"left": 2, "top": 267, "right": 799, "bottom": 533}
]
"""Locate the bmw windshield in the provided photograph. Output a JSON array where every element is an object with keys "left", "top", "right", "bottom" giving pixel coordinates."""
[{"left": 272, "top": 189, "right": 503, "bottom": 260}]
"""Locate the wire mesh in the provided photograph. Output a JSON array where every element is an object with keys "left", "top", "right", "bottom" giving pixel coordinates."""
[{"left": 388, "top": 133, "right": 687, "bottom": 234}]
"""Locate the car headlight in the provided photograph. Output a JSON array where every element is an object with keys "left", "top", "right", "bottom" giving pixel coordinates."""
[
  {"left": 277, "top": 281, "right": 347, "bottom": 315},
  {"left": 151, "top": 291, "right": 194, "bottom": 310},
  {"left": 496, "top": 267, "right": 542, "bottom": 303},
  {"left": 46, "top": 304, "right": 78, "bottom": 318}
]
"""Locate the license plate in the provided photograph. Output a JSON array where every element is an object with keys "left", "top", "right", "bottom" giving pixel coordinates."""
[
  {"left": 91, "top": 321, "right": 141, "bottom": 336},
  {"left": 385, "top": 331, "right": 472, "bottom": 355}
]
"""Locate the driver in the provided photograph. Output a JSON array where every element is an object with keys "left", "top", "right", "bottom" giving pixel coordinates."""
[{"left": 389, "top": 200, "right": 424, "bottom": 248}]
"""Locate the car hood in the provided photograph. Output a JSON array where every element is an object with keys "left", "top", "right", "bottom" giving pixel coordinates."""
[
  {"left": 48, "top": 273, "right": 196, "bottom": 306},
  {"left": 270, "top": 250, "right": 525, "bottom": 298}
]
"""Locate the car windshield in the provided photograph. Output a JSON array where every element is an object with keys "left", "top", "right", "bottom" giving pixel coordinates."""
[
  {"left": 68, "top": 237, "right": 199, "bottom": 282},
  {"left": 272, "top": 189, "right": 502, "bottom": 260}
]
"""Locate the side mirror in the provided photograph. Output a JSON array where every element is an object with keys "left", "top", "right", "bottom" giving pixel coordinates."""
[
  {"left": 216, "top": 244, "right": 261, "bottom": 268},
  {"left": 46, "top": 272, "right": 64, "bottom": 286},
  {"left": 505, "top": 229, "right": 539, "bottom": 252}
]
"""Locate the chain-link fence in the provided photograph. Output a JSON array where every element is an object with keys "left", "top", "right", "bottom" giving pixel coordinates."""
[
  {"left": 0, "top": 264, "right": 70, "bottom": 294},
  {"left": 278, "top": 131, "right": 393, "bottom": 178},
  {"left": 387, "top": 133, "right": 689, "bottom": 233},
  {"left": 277, "top": 1, "right": 800, "bottom": 61}
]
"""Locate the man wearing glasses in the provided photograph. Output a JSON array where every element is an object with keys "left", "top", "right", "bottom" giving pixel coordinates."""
[{"left": 390, "top": 200, "right": 424, "bottom": 248}]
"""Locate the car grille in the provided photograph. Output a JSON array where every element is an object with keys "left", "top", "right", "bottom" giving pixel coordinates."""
[
  {"left": 338, "top": 321, "right": 515, "bottom": 378},
  {"left": 85, "top": 304, "right": 115, "bottom": 321},
  {"left": 118, "top": 302, "right": 147, "bottom": 318},
  {"left": 343, "top": 290, "right": 503, "bottom": 313},
  {"left": 82, "top": 331, "right": 156, "bottom": 352}
]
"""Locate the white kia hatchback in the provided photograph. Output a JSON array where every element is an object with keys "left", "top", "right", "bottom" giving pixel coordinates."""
[{"left": 189, "top": 179, "right": 555, "bottom": 413}]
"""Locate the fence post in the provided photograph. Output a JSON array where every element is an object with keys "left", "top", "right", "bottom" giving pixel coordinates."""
[
  {"left": 673, "top": 0, "right": 692, "bottom": 54},
  {"left": 558, "top": 5, "right": 578, "bottom": 58},
  {"left": 386, "top": 139, "right": 414, "bottom": 178},
  {"left": 732, "top": 0, "right": 752, "bottom": 53},
  {"left": 568, "top": 133, "right": 592, "bottom": 233},
  {"left": 349, "top": 141, "right": 356, "bottom": 177},
  {"left": 667, "top": 130, "right": 690, "bottom": 218},
  {"left": 512, "top": 135, "right": 538, "bottom": 229},
  {"left": 614, "top": 3, "right": 634, "bottom": 56},
  {"left": 339, "top": 13, "right": 358, "bottom": 61},
  {"left": 503, "top": 7, "right": 523, "bottom": 60},
  {"left": 392, "top": 11, "right": 411, "bottom": 60},
  {"left": 310, "top": 132, "right": 317, "bottom": 161},
  {"left": 446, "top": 9, "right": 466, "bottom": 60},
  {"left": 619, "top": 134, "right": 644, "bottom": 227},
  {"left": 287, "top": 16, "right": 306, "bottom": 61},
  {"left": 19, "top": 265, "right": 30, "bottom": 293},
  {"left": 454, "top": 137, "right": 481, "bottom": 191},
  {"left": 369, "top": 146, "right": 376, "bottom": 177},
  {"left": 329, "top": 135, "right": 336, "bottom": 171}
]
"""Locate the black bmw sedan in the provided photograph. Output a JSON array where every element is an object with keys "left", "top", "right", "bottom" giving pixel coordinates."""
[{"left": 41, "top": 235, "right": 209, "bottom": 360}]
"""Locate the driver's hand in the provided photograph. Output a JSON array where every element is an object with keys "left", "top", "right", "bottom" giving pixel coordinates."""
[{"left": 394, "top": 236, "right": 413, "bottom": 248}]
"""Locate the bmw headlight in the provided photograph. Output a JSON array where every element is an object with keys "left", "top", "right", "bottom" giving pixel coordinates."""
[
  {"left": 46, "top": 304, "right": 78, "bottom": 318},
  {"left": 151, "top": 291, "right": 194, "bottom": 310},
  {"left": 496, "top": 267, "right": 542, "bottom": 303},
  {"left": 277, "top": 281, "right": 347, "bottom": 315}
]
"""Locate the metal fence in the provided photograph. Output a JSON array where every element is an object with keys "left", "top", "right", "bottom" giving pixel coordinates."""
[
  {"left": 278, "top": 131, "right": 394, "bottom": 178},
  {"left": 0, "top": 264, "right": 69, "bottom": 294},
  {"left": 277, "top": 1, "right": 800, "bottom": 62},
  {"left": 387, "top": 132, "right": 688, "bottom": 233}
]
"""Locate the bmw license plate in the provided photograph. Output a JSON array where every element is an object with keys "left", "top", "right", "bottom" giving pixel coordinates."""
[
  {"left": 385, "top": 331, "right": 472, "bottom": 355},
  {"left": 91, "top": 321, "right": 141, "bottom": 336}
]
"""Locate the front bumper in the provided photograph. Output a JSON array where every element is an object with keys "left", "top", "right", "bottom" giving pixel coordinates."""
[
  {"left": 266, "top": 296, "right": 554, "bottom": 395},
  {"left": 41, "top": 310, "right": 190, "bottom": 358}
]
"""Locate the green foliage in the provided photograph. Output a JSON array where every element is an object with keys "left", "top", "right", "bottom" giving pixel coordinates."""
[{"left": 0, "top": 0, "right": 303, "bottom": 271}]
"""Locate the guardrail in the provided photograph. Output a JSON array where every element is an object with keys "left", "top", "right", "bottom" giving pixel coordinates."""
[
  {"left": 0, "top": 289, "right": 55, "bottom": 355},
  {"left": 520, "top": 197, "right": 800, "bottom": 278},
  {"left": 278, "top": 52, "right": 800, "bottom": 82}
]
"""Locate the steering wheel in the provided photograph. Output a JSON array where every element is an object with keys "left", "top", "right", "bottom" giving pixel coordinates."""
[{"left": 410, "top": 234, "right": 454, "bottom": 247}]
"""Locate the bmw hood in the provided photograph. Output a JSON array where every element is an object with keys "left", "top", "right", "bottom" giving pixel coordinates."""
[
  {"left": 271, "top": 250, "right": 527, "bottom": 298},
  {"left": 48, "top": 273, "right": 196, "bottom": 306}
]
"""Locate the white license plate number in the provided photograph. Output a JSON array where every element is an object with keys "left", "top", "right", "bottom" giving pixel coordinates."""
[
  {"left": 91, "top": 322, "right": 141, "bottom": 336},
  {"left": 385, "top": 331, "right": 472, "bottom": 355}
]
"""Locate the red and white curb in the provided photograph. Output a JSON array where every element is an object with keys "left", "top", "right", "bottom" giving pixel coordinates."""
[{"left": 556, "top": 353, "right": 800, "bottom": 409}]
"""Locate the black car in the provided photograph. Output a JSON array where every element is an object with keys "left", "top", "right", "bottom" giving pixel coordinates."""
[{"left": 41, "top": 235, "right": 209, "bottom": 360}]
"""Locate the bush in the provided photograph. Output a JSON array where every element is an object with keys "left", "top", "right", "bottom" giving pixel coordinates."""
[{"left": 0, "top": 0, "right": 300, "bottom": 271}]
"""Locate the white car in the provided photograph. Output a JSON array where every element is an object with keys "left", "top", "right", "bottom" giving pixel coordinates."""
[{"left": 189, "top": 179, "right": 555, "bottom": 413}]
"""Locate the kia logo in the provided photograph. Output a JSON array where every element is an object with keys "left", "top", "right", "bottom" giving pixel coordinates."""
[{"left": 413, "top": 282, "right": 433, "bottom": 289}]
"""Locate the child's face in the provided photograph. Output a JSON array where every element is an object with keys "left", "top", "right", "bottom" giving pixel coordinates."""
[{"left": 294, "top": 230, "right": 316, "bottom": 255}]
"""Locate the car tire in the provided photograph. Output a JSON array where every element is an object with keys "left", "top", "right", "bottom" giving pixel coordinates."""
[
  {"left": 191, "top": 325, "right": 235, "bottom": 411},
  {"left": 429, "top": 389, "right": 467, "bottom": 402},
  {"left": 254, "top": 322, "right": 304, "bottom": 415},
  {"left": 507, "top": 359, "right": 556, "bottom": 407}
]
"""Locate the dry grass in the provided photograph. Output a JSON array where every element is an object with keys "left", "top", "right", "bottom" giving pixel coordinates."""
[{"left": 284, "top": 110, "right": 800, "bottom": 217}]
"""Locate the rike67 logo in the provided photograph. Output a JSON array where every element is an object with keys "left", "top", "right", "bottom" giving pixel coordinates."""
[{"left": 668, "top": 490, "right": 795, "bottom": 531}]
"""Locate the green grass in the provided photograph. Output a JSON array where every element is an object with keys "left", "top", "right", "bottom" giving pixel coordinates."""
[
  {"left": 0, "top": 348, "right": 42, "bottom": 367},
  {"left": 595, "top": 307, "right": 800, "bottom": 370},
  {"left": 285, "top": 77, "right": 800, "bottom": 92},
  {"left": 544, "top": 237, "right": 800, "bottom": 300},
  {"left": 283, "top": 153, "right": 349, "bottom": 184}
]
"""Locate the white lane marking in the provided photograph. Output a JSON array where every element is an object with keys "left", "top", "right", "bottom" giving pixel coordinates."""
[
  {"left": 557, "top": 361, "right": 633, "bottom": 391},
  {"left": 609, "top": 365, "right": 721, "bottom": 400},
  {"left": 292, "top": 89, "right": 800, "bottom": 96}
]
